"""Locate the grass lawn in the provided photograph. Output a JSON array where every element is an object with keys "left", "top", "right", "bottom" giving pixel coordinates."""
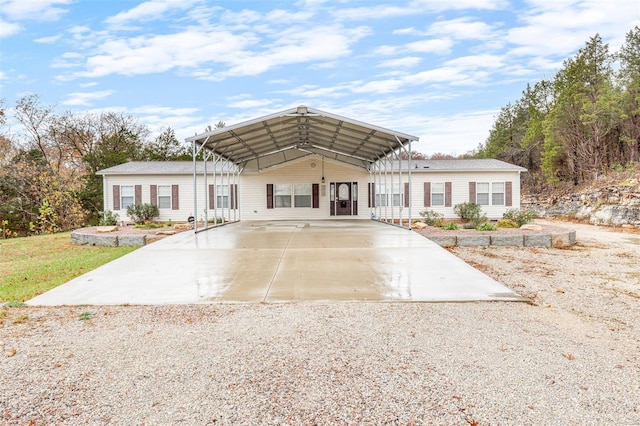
[{"left": 0, "top": 232, "right": 136, "bottom": 302}]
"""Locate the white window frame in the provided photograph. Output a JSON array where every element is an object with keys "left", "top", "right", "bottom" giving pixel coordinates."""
[
  {"left": 217, "top": 184, "right": 230, "bottom": 208},
  {"left": 492, "top": 182, "right": 505, "bottom": 206},
  {"left": 157, "top": 185, "right": 171, "bottom": 209},
  {"left": 293, "top": 183, "right": 312, "bottom": 208},
  {"left": 431, "top": 182, "right": 445, "bottom": 207},
  {"left": 476, "top": 182, "right": 505, "bottom": 206},
  {"left": 121, "top": 185, "right": 134, "bottom": 210},
  {"left": 391, "top": 183, "right": 403, "bottom": 207},
  {"left": 375, "top": 183, "right": 388, "bottom": 207}
]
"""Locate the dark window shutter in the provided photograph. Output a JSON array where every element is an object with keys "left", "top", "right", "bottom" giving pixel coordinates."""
[
  {"left": 231, "top": 184, "right": 238, "bottom": 209},
  {"left": 113, "top": 185, "right": 120, "bottom": 210},
  {"left": 445, "top": 182, "right": 452, "bottom": 207},
  {"left": 404, "top": 182, "right": 409, "bottom": 208},
  {"left": 469, "top": 182, "right": 476, "bottom": 203},
  {"left": 134, "top": 185, "right": 142, "bottom": 205},
  {"left": 266, "top": 184, "right": 274, "bottom": 209},
  {"left": 171, "top": 184, "right": 179, "bottom": 210},
  {"left": 150, "top": 185, "right": 158, "bottom": 206},
  {"left": 505, "top": 181, "right": 513, "bottom": 206},
  {"left": 312, "top": 183, "right": 319, "bottom": 208},
  {"left": 424, "top": 182, "right": 431, "bottom": 207},
  {"left": 208, "top": 184, "right": 215, "bottom": 209},
  {"left": 368, "top": 183, "right": 374, "bottom": 207}
]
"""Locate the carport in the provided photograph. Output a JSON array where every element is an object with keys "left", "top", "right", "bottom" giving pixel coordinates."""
[
  {"left": 186, "top": 106, "right": 419, "bottom": 230},
  {"left": 27, "top": 220, "right": 526, "bottom": 305}
]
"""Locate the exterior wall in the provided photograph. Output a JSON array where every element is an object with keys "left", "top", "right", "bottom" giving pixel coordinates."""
[
  {"left": 102, "top": 161, "right": 522, "bottom": 223},
  {"left": 240, "top": 158, "right": 371, "bottom": 220},
  {"left": 103, "top": 174, "right": 204, "bottom": 223},
  {"left": 409, "top": 170, "right": 522, "bottom": 219}
]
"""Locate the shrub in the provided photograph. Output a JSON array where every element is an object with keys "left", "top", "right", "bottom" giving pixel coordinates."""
[
  {"left": 126, "top": 203, "right": 159, "bottom": 225},
  {"left": 98, "top": 210, "right": 119, "bottom": 226},
  {"left": 441, "top": 222, "right": 459, "bottom": 230},
  {"left": 418, "top": 209, "right": 444, "bottom": 226},
  {"left": 476, "top": 222, "right": 497, "bottom": 231},
  {"left": 454, "top": 202, "right": 487, "bottom": 228},
  {"left": 502, "top": 208, "right": 536, "bottom": 227},
  {"left": 497, "top": 219, "right": 519, "bottom": 228}
]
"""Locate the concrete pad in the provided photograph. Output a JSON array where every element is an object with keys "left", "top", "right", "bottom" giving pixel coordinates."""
[{"left": 28, "top": 220, "right": 527, "bottom": 305}]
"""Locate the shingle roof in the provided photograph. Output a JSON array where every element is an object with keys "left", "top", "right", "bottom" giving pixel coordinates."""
[
  {"left": 97, "top": 159, "right": 526, "bottom": 175},
  {"left": 97, "top": 161, "right": 217, "bottom": 175},
  {"left": 409, "top": 159, "right": 527, "bottom": 172}
]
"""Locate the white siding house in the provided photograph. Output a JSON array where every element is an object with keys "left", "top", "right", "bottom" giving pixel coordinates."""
[{"left": 97, "top": 158, "right": 526, "bottom": 224}]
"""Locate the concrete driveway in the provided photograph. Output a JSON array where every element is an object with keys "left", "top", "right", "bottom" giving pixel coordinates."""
[{"left": 28, "top": 220, "right": 526, "bottom": 305}]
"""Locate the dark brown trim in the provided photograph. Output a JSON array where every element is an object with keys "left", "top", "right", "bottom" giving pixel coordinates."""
[
  {"left": 445, "top": 182, "right": 452, "bottom": 207},
  {"left": 312, "top": 183, "right": 319, "bottom": 208},
  {"left": 113, "top": 185, "right": 120, "bottom": 210},
  {"left": 171, "top": 184, "right": 179, "bottom": 210},
  {"left": 208, "top": 184, "right": 215, "bottom": 210},
  {"left": 423, "top": 182, "right": 431, "bottom": 207},
  {"left": 505, "top": 181, "right": 513, "bottom": 207},
  {"left": 404, "top": 182, "right": 409, "bottom": 208},
  {"left": 233, "top": 184, "right": 238, "bottom": 209},
  {"left": 266, "top": 184, "right": 274, "bottom": 209},
  {"left": 150, "top": 185, "right": 158, "bottom": 206},
  {"left": 134, "top": 185, "right": 142, "bottom": 205},
  {"left": 469, "top": 182, "right": 476, "bottom": 203}
]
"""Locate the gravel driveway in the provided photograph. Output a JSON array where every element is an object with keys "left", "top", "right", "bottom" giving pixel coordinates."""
[{"left": 1, "top": 221, "right": 639, "bottom": 425}]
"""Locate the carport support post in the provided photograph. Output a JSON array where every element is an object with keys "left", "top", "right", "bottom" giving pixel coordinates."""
[
  {"left": 408, "top": 138, "right": 412, "bottom": 229},
  {"left": 192, "top": 139, "right": 198, "bottom": 233}
]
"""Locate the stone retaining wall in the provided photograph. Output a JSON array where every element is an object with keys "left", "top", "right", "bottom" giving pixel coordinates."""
[
  {"left": 425, "top": 230, "right": 576, "bottom": 248},
  {"left": 71, "top": 231, "right": 146, "bottom": 247}
]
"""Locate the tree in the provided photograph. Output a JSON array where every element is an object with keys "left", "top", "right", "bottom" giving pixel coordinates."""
[
  {"left": 143, "top": 127, "right": 190, "bottom": 160},
  {"left": 618, "top": 26, "right": 640, "bottom": 162}
]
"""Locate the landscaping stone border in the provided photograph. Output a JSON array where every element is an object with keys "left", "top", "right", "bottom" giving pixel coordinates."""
[
  {"left": 71, "top": 230, "right": 146, "bottom": 247},
  {"left": 423, "top": 229, "right": 576, "bottom": 248}
]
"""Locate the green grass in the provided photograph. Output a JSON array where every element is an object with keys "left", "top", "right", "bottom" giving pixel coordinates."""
[{"left": 0, "top": 232, "right": 136, "bottom": 302}]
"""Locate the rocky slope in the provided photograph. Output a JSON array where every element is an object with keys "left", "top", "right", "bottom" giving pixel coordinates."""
[{"left": 523, "top": 172, "right": 640, "bottom": 227}]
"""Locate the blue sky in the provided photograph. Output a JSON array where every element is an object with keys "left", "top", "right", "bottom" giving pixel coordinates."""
[{"left": 1, "top": 0, "right": 639, "bottom": 155}]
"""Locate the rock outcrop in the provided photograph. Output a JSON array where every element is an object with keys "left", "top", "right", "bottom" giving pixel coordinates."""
[{"left": 523, "top": 177, "right": 640, "bottom": 227}]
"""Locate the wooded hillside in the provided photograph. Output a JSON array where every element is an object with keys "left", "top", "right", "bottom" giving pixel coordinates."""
[{"left": 472, "top": 26, "right": 640, "bottom": 189}]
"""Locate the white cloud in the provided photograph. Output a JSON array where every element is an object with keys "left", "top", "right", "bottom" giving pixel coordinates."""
[
  {"left": 336, "top": 0, "right": 507, "bottom": 20},
  {"left": 62, "top": 90, "right": 115, "bottom": 106},
  {"left": 426, "top": 17, "right": 500, "bottom": 40},
  {"left": 34, "top": 34, "right": 62, "bottom": 43},
  {"left": 405, "top": 38, "right": 453, "bottom": 54},
  {"left": 377, "top": 56, "right": 422, "bottom": 68},
  {"left": 416, "top": 110, "right": 498, "bottom": 154},
  {"left": 228, "top": 99, "right": 273, "bottom": 108},
  {"left": 0, "top": 18, "right": 21, "bottom": 38},
  {"left": 1, "top": 0, "right": 71, "bottom": 21},
  {"left": 105, "top": 0, "right": 203, "bottom": 26}
]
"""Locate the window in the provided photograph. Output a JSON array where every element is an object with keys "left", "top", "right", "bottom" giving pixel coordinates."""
[
  {"left": 391, "top": 183, "right": 403, "bottom": 207},
  {"left": 274, "top": 184, "right": 292, "bottom": 207},
  {"left": 476, "top": 182, "right": 490, "bottom": 205},
  {"left": 475, "top": 182, "right": 505, "bottom": 206},
  {"left": 158, "top": 185, "right": 171, "bottom": 209},
  {"left": 492, "top": 182, "right": 505, "bottom": 205},
  {"left": 217, "top": 185, "right": 229, "bottom": 208},
  {"left": 431, "top": 182, "right": 445, "bottom": 206},
  {"left": 121, "top": 185, "right": 134, "bottom": 210},
  {"left": 375, "top": 183, "right": 388, "bottom": 206},
  {"left": 294, "top": 184, "right": 312, "bottom": 207}
]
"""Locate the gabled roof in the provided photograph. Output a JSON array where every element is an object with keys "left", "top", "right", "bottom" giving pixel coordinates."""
[
  {"left": 97, "top": 159, "right": 526, "bottom": 175},
  {"left": 410, "top": 159, "right": 527, "bottom": 172},
  {"left": 185, "top": 105, "right": 419, "bottom": 171},
  {"left": 97, "top": 161, "right": 213, "bottom": 175}
]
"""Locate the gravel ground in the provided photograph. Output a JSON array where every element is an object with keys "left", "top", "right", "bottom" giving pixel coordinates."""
[{"left": 1, "top": 221, "right": 639, "bottom": 425}]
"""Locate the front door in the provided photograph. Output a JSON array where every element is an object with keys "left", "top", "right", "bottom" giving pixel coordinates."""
[{"left": 335, "top": 182, "right": 351, "bottom": 215}]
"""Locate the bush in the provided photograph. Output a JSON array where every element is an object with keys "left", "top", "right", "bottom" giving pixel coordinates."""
[
  {"left": 497, "top": 219, "right": 519, "bottom": 228},
  {"left": 441, "top": 222, "right": 459, "bottom": 230},
  {"left": 126, "top": 203, "right": 159, "bottom": 225},
  {"left": 454, "top": 202, "right": 487, "bottom": 228},
  {"left": 418, "top": 209, "right": 444, "bottom": 226},
  {"left": 476, "top": 222, "right": 497, "bottom": 231},
  {"left": 502, "top": 208, "right": 536, "bottom": 227},
  {"left": 98, "top": 210, "right": 119, "bottom": 226}
]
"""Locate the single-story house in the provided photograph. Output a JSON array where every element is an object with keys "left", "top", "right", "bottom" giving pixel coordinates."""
[{"left": 97, "top": 106, "right": 526, "bottom": 228}]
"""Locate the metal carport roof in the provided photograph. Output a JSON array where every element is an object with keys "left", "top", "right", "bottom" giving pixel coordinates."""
[{"left": 185, "top": 105, "right": 419, "bottom": 171}]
